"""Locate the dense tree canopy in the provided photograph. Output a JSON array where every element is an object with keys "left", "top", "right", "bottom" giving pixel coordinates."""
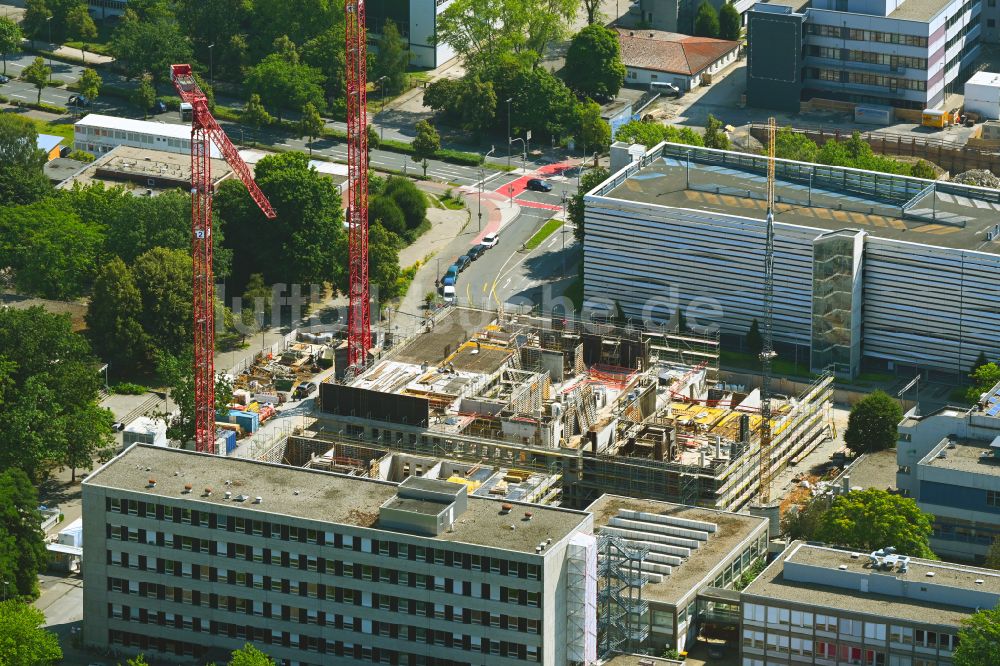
[
  {"left": 86, "top": 258, "right": 149, "bottom": 373},
  {"left": 373, "top": 20, "right": 409, "bottom": 95},
  {"left": 563, "top": 25, "right": 625, "bottom": 101},
  {"left": 843, "top": 390, "right": 903, "bottom": 455},
  {"left": 954, "top": 606, "right": 1000, "bottom": 666},
  {"left": 0, "top": 17, "right": 21, "bottom": 76},
  {"left": 613, "top": 119, "right": 704, "bottom": 149},
  {"left": 0, "top": 469, "right": 48, "bottom": 599},
  {"left": 216, "top": 152, "right": 344, "bottom": 296},
  {"left": 0, "top": 107, "right": 49, "bottom": 207},
  {"left": 0, "top": 600, "right": 62, "bottom": 665},
  {"left": 719, "top": 2, "right": 742, "bottom": 41},
  {"left": 111, "top": 8, "right": 192, "bottom": 85},
  {"left": 815, "top": 489, "right": 936, "bottom": 558},
  {"left": 694, "top": 1, "right": 720, "bottom": 38},
  {"left": 245, "top": 51, "right": 325, "bottom": 121},
  {"left": 229, "top": 643, "right": 277, "bottom": 666},
  {"left": 0, "top": 307, "right": 111, "bottom": 482}
]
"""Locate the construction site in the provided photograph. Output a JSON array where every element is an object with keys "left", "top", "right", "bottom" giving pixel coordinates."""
[{"left": 247, "top": 306, "right": 834, "bottom": 512}]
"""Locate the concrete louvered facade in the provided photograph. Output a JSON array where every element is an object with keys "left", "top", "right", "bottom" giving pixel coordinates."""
[{"left": 584, "top": 142, "right": 1000, "bottom": 378}]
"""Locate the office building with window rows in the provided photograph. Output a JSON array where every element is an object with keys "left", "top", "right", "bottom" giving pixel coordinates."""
[
  {"left": 740, "top": 541, "right": 1000, "bottom": 666},
  {"left": 81, "top": 445, "right": 597, "bottom": 665}
]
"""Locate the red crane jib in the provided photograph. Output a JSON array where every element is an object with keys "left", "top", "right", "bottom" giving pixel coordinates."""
[{"left": 170, "top": 63, "right": 276, "bottom": 454}]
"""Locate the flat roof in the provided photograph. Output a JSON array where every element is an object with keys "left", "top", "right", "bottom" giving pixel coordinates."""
[
  {"left": 586, "top": 495, "right": 767, "bottom": 604},
  {"left": 392, "top": 308, "right": 498, "bottom": 367},
  {"left": 601, "top": 149, "right": 1000, "bottom": 255},
  {"left": 919, "top": 438, "right": 1000, "bottom": 475},
  {"left": 85, "top": 445, "right": 588, "bottom": 553},
  {"left": 58, "top": 145, "right": 232, "bottom": 192},
  {"left": 889, "top": 0, "right": 952, "bottom": 22},
  {"left": 842, "top": 449, "right": 898, "bottom": 491},
  {"left": 745, "top": 541, "right": 1000, "bottom": 627},
  {"left": 76, "top": 113, "right": 196, "bottom": 140}
]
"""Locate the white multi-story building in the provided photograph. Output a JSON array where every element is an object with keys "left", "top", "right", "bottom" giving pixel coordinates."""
[
  {"left": 586, "top": 142, "right": 1000, "bottom": 380},
  {"left": 74, "top": 114, "right": 222, "bottom": 159},
  {"left": 368, "top": 0, "right": 457, "bottom": 69},
  {"left": 82, "top": 445, "right": 597, "bottom": 665}
]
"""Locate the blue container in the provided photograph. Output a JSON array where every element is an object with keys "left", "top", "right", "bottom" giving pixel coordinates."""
[
  {"left": 228, "top": 409, "right": 259, "bottom": 434},
  {"left": 215, "top": 429, "right": 237, "bottom": 454}
]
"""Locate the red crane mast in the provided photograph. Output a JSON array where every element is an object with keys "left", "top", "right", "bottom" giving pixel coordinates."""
[
  {"left": 345, "top": 0, "right": 371, "bottom": 374},
  {"left": 170, "top": 64, "right": 277, "bottom": 454}
]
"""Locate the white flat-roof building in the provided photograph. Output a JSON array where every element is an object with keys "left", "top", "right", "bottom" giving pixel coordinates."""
[{"left": 74, "top": 114, "right": 222, "bottom": 159}]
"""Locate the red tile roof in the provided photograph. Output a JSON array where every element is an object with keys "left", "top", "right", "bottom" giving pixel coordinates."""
[{"left": 616, "top": 28, "right": 739, "bottom": 77}]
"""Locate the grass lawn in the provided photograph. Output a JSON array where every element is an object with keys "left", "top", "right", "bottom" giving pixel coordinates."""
[
  {"left": 525, "top": 219, "right": 562, "bottom": 251},
  {"left": 16, "top": 114, "right": 76, "bottom": 142}
]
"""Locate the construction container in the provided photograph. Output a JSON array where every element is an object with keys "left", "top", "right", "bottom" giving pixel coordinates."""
[
  {"left": 964, "top": 71, "right": 1000, "bottom": 120},
  {"left": 228, "top": 409, "right": 259, "bottom": 434},
  {"left": 57, "top": 518, "right": 83, "bottom": 547},
  {"left": 922, "top": 109, "right": 949, "bottom": 129},
  {"left": 215, "top": 429, "right": 237, "bottom": 455}
]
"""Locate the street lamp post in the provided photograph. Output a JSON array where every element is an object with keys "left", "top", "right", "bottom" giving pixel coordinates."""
[
  {"left": 208, "top": 43, "right": 215, "bottom": 85},
  {"left": 510, "top": 137, "right": 526, "bottom": 174},
  {"left": 479, "top": 146, "right": 495, "bottom": 232},
  {"left": 45, "top": 17, "right": 52, "bottom": 71},
  {"left": 377, "top": 75, "right": 388, "bottom": 142},
  {"left": 561, "top": 191, "right": 568, "bottom": 277},
  {"left": 506, "top": 97, "right": 513, "bottom": 169}
]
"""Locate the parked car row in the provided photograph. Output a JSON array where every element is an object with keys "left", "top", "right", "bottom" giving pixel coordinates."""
[{"left": 439, "top": 232, "right": 502, "bottom": 304}]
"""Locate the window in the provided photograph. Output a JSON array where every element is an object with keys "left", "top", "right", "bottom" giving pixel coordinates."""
[
  {"left": 891, "top": 625, "right": 913, "bottom": 644},
  {"left": 743, "top": 603, "right": 765, "bottom": 623},
  {"left": 742, "top": 629, "right": 764, "bottom": 649},
  {"left": 865, "top": 649, "right": 887, "bottom": 666},
  {"left": 767, "top": 607, "right": 790, "bottom": 625},
  {"left": 766, "top": 634, "right": 789, "bottom": 653},
  {"left": 791, "top": 637, "right": 813, "bottom": 656},
  {"left": 791, "top": 610, "right": 813, "bottom": 628},
  {"left": 987, "top": 490, "right": 1000, "bottom": 507},
  {"left": 865, "top": 622, "right": 887, "bottom": 641},
  {"left": 840, "top": 618, "right": 862, "bottom": 637}
]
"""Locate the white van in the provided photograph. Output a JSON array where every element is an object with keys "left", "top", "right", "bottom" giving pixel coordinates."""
[{"left": 442, "top": 285, "right": 456, "bottom": 304}]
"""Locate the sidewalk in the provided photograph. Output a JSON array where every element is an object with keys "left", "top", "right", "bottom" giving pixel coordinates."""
[{"left": 24, "top": 38, "right": 114, "bottom": 65}]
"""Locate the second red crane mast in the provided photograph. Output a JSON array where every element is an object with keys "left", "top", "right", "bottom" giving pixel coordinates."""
[
  {"left": 345, "top": 0, "right": 371, "bottom": 375},
  {"left": 171, "top": 64, "right": 276, "bottom": 454}
]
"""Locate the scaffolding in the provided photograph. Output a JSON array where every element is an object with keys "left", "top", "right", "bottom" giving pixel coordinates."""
[{"left": 597, "top": 533, "right": 649, "bottom": 659}]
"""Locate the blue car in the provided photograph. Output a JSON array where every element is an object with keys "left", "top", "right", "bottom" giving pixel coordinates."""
[{"left": 442, "top": 265, "right": 459, "bottom": 287}]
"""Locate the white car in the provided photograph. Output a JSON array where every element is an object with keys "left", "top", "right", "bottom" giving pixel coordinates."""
[
  {"left": 442, "top": 285, "right": 456, "bottom": 304},
  {"left": 480, "top": 233, "right": 499, "bottom": 249}
]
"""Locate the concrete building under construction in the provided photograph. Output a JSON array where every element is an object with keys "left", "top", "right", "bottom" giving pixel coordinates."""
[{"left": 308, "top": 308, "right": 833, "bottom": 511}]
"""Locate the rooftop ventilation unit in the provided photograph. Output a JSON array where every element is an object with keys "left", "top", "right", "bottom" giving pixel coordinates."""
[{"left": 224, "top": 491, "right": 232, "bottom": 500}]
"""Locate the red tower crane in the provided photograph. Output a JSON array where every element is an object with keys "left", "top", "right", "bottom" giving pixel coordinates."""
[
  {"left": 345, "top": 0, "right": 371, "bottom": 374},
  {"left": 170, "top": 64, "right": 277, "bottom": 454}
]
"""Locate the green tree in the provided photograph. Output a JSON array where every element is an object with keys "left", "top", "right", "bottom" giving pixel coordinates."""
[
  {"left": 564, "top": 25, "right": 625, "bottom": 101},
  {"left": 0, "top": 114, "right": 50, "bottom": 205},
  {"left": 110, "top": 7, "right": 192, "bottom": 86},
  {"left": 569, "top": 166, "right": 609, "bottom": 242},
  {"left": 242, "top": 93, "right": 273, "bottom": 134},
  {"left": 78, "top": 67, "right": 102, "bottom": 104},
  {"left": 302, "top": 24, "right": 347, "bottom": 112},
  {"left": 774, "top": 127, "right": 819, "bottom": 162},
  {"left": 575, "top": 100, "right": 611, "bottom": 153},
  {"left": 703, "top": 114, "right": 730, "bottom": 150},
  {"left": 368, "top": 195, "right": 407, "bottom": 237},
  {"left": 967, "top": 362, "right": 1000, "bottom": 403},
  {"left": 135, "top": 72, "right": 156, "bottom": 119},
  {"left": 0, "top": 17, "right": 21, "bottom": 76},
  {"left": 229, "top": 643, "right": 277, "bottom": 666},
  {"left": 0, "top": 599, "right": 62, "bottom": 664},
  {"left": 0, "top": 199, "right": 103, "bottom": 299},
  {"left": 133, "top": 247, "right": 193, "bottom": 357},
  {"left": 719, "top": 2, "right": 741, "bottom": 40},
  {"left": 412, "top": 120, "right": 440, "bottom": 177},
  {"left": 423, "top": 74, "right": 496, "bottom": 135},
  {"left": 954, "top": 606, "right": 1000, "bottom": 666},
  {"left": 383, "top": 176, "right": 427, "bottom": 233},
  {"left": 65, "top": 4, "right": 97, "bottom": 63},
  {"left": 22, "top": 56, "right": 50, "bottom": 104},
  {"left": 746, "top": 318, "right": 762, "bottom": 356},
  {"left": 245, "top": 53, "right": 325, "bottom": 122},
  {"left": 971, "top": 351, "right": 990, "bottom": 375},
  {"left": 298, "top": 102, "right": 324, "bottom": 155},
  {"left": 781, "top": 497, "right": 828, "bottom": 541},
  {"left": 62, "top": 401, "right": 114, "bottom": 481},
  {"left": 843, "top": 390, "right": 903, "bottom": 455},
  {"left": 0, "top": 469, "right": 48, "bottom": 599},
  {"left": 582, "top": 0, "right": 603, "bottom": 24},
  {"left": 374, "top": 20, "right": 409, "bottom": 95},
  {"left": 815, "top": 488, "right": 935, "bottom": 557},
  {"left": 22, "top": 0, "right": 52, "bottom": 42},
  {"left": 158, "top": 349, "right": 233, "bottom": 445},
  {"left": 365, "top": 222, "right": 402, "bottom": 300},
  {"left": 215, "top": 152, "right": 344, "bottom": 290},
  {"left": 0, "top": 307, "right": 105, "bottom": 482},
  {"left": 240, "top": 273, "right": 273, "bottom": 335},
  {"left": 438, "top": 0, "right": 579, "bottom": 66},
  {"left": 86, "top": 258, "right": 149, "bottom": 372},
  {"left": 125, "top": 654, "right": 150, "bottom": 666},
  {"left": 909, "top": 159, "right": 936, "bottom": 179},
  {"left": 694, "top": 1, "right": 720, "bottom": 37}
]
